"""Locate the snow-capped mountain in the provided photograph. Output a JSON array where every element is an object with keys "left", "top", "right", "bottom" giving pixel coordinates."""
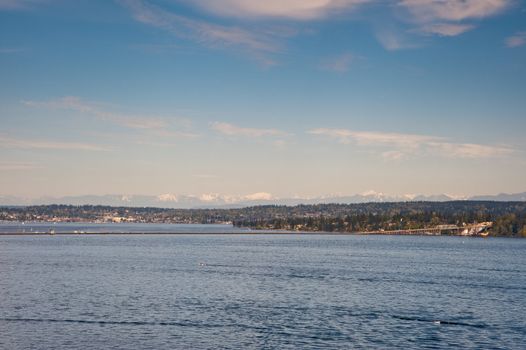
[{"left": 1, "top": 191, "right": 525, "bottom": 209}]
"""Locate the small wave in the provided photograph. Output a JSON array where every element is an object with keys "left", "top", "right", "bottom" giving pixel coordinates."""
[
  {"left": 0, "top": 317, "right": 223, "bottom": 328},
  {"left": 198, "top": 263, "right": 245, "bottom": 268},
  {"left": 356, "top": 277, "right": 526, "bottom": 291},
  {"left": 475, "top": 267, "right": 523, "bottom": 273},
  {"left": 391, "top": 315, "right": 487, "bottom": 328}
]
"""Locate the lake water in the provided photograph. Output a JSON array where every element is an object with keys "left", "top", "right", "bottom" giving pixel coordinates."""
[
  {"left": 0, "top": 222, "right": 252, "bottom": 234},
  {"left": 0, "top": 233, "right": 525, "bottom": 349}
]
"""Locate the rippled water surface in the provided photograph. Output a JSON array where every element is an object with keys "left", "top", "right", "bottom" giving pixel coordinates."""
[
  {"left": 1, "top": 234, "right": 525, "bottom": 349},
  {"left": 0, "top": 223, "right": 251, "bottom": 234}
]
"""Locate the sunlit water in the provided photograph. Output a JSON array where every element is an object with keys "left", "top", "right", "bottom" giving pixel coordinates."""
[{"left": 1, "top": 232, "right": 525, "bottom": 349}]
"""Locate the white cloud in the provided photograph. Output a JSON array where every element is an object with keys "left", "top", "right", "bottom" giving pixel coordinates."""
[
  {"left": 119, "top": 0, "right": 512, "bottom": 56},
  {"left": 419, "top": 23, "right": 474, "bottom": 36},
  {"left": 308, "top": 128, "right": 440, "bottom": 148},
  {"left": 211, "top": 122, "right": 288, "bottom": 138},
  {"left": 320, "top": 52, "right": 354, "bottom": 72},
  {"left": 0, "top": 135, "right": 106, "bottom": 151},
  {"left": 308, "top": 128, "right": 514, "bottom": 159},
  {"left": 399, "top": 0, "right": 511, "bottom": 22},
  {"left": 187, "top": 0, "right": 370, "bottom": 20},
  {"left": 399, "top": 0, "right": 512, "bottom": 37},
  {"left": 506, "top": 31, "right": 526, "bottom": 48},
  {"left": 427, "top": 142, "right": 513, "bottom": 158}
]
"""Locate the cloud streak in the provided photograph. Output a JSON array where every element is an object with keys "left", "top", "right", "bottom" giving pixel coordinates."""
[
  {"left": 308, "top": 128, "right": 514, "bottom": 159},
  {"left": 211, "top": 122, "right": 289, "bottom": 138},
  {"left": 24, "top": 96, "right": 167, "bottom": 130},
  {"left": 118, "top": 0, "right": 288, "bottom": 64},
  {"left": 23, "top": 96, "right": 199, "bottom": 138},
  {"left": 400, "top": 0, "right": 510, "bottom": 22},
  {"left": 419, "top": 23, "right": 474, "bottom": 36},
  {"left": 117, "top": 0, "right": 513, "bottom": 57},
  {"left": 0, "top": 161, "right": 40, "bottom": 171},
  {"left": 399, "top": 0, "right": 512, "bottom": 37},
  {"left": 0, "top": 135, "right": 106, "bottom": 151},
  {"left": 506, "top": 31, "right": 526, "bottom": 48}
]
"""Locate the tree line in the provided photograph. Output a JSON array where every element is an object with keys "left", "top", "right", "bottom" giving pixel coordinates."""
[{"left": 1, "top": 201, "right": 525, "bottom": 237}]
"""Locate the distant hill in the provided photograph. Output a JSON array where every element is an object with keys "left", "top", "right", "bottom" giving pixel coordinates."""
[{"left": 1, "top": 201, "right": 525, "bottom": 237}]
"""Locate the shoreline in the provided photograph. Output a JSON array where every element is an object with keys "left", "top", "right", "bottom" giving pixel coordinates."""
[
  {"left": 0, "top": 231, "right": 495, "bottom": 237},
  {"left": 0, "top": 222, "right": 505, "bottom": 237},
  {"left": 0, "top": 231, "right": 351, "bottom": 236}
]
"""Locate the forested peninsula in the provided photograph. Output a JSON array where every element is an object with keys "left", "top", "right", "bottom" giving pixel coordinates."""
[{"left": 1, "top": 201, "right": 526, "bottom": 237}]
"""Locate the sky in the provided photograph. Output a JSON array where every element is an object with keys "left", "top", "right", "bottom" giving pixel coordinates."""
[{"left": 1, "top": 0, "right": 525, "bottom": 201}]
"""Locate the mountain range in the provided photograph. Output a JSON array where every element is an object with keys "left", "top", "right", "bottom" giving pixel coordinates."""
[{"left": 1, "top": 191, "right": 525, "bottom": 209}]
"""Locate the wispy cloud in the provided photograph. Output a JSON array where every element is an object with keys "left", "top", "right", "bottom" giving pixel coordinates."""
[
  {"left": 118, "top": 0, "right": 513, "bottom": 57},
  {"left": 188, "top": 0, "right": 370, "bottom": 20},
  {"left": 23, "top": 96, "right": 167, "bottom": 130},
  {"left": 399, "top": 0, "right": 512, "bottom": 36},
  {"left": 308, "top": 128, "right": 514, "bottom": 159},
  {"left": 375, "top": 30, "right": 419, "bottom": 51},
  {"left": 308, "top": 128, "right": 440, "bottom": 147},
  {"left": 506, "top": 31, "right": 526, "bottom": 48},
  {"left": 0, "top": 161, "right": 40, "bottom": 170},
  {"left": 0, "top": 135, "right": 106, "bottom": 151},
  {"left": 320, "top": 52, "right": 354, "bottom": 72},
  {"left": 427, "top": 142, "right": 514, "bottom": 158},
  {"left": 23, "top": 96, "right": 199, "bottom": 138},
  {"left": 118, "top": 0, "right": 289, "bottom": 64},
  {"left": 400, "top": 0, "right": 511, "bottom": 22},
  {"left": 210, "top": 122, "right": 289, "bottom": 138},
  {"left": 0, "top": 0, "right": 47, "bottom": 10},
  {"left": 419, "top": 23, "right": 474, "bottom": 36}
]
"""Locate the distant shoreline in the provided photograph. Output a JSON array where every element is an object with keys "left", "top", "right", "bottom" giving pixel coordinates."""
[
  {"left": 0, "top": 231, "right": 498, "bottom": 237},
  {"left": 2, "top": 201, "right": 524, "bottom": 237}
]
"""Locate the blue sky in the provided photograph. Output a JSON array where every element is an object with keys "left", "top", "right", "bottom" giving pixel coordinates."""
[{"left": 1, "top": 0, "right": 525, "bottom": 200}]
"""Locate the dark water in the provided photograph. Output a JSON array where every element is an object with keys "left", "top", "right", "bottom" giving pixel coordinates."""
[{"left": 1, "top": 234, "right": 525, "bottom": 349}]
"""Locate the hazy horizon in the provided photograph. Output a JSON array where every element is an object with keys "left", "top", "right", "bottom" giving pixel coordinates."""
[
  {"left": 2, "top": 190, "right": 526, "bottom": 209},
  {"left": 1, "top": 0, "right": 525, "bottom": 198}
]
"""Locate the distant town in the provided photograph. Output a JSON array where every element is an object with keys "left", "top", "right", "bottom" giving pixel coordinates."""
[{"left": 1, "top": 201, "right": 525, "bottom": 237}]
